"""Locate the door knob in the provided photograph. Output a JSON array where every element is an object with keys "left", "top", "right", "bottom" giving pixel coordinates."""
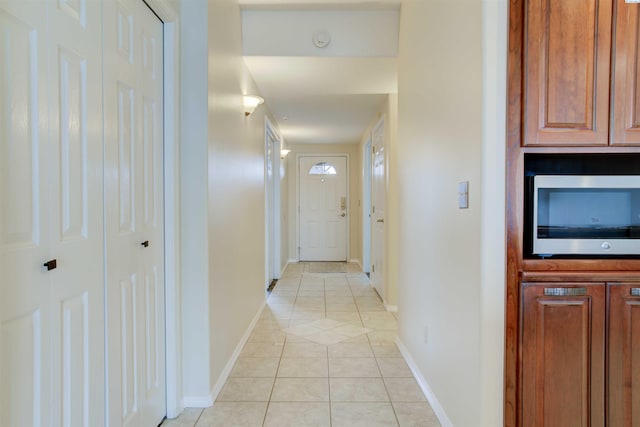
[
  {"left": 141, "top": 240, "right": 149, "bottom": 248},
  {"left": 43, "top": 259, "right": 57, "bottom": 271},
  {"left": 340, "top": 213, "right": 346, "bottom": 217}
]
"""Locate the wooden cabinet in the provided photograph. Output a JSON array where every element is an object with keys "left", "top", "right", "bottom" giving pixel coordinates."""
[
  {"left": 607, "top": 283, "right": 640, "bottom": 426},
  {"left": 521, "top": 281, "right": 640, "bottom": 426},
  {"left": 611, "top": 2, "right": 640, "bottom": 145},
  {"left": 520, "top": 283, "right": 605, "bottom": 426},
  {"left": 524, "top": 0, "right": 640, "bottom": 147},
  {"left": 524, "top": 0, "right": 612, "bottom": 146}
]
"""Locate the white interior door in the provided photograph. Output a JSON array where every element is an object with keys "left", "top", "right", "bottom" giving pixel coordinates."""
[
  {"left": 104, "top": 1, "right": 166, "bottom": 425},
  {"left": 0, "top": 4, "right": 51, "bottom": 424},
  {"left": 362, "top": 138, "right": 372, "bottom": 274},
  {"left": 1, "top": 0, "right": 105, "bottom": 425},
  {"left": 371, "top": 120, "right": 386, "bottom": 299},
  {"left": 299, "top": 156, "right": 348, "bottom": 261},
  {"left": 266, "top": 131, "right": 275, "bottom": 284}
]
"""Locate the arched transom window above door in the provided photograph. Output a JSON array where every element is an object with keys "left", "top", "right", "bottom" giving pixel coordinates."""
[{"left": 309, "top": 162, "right": 337, "bottom": 175}]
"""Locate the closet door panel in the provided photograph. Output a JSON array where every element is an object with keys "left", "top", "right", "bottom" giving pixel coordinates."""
[
  {"left": 48, "top": 0, "right": 105, "bottom": 425},
  {"left": 0, "top": 3, "right": 51, "bottom": 425}
]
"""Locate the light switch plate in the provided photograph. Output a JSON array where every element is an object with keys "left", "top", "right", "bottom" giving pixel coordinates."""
[{"left": 458, "top": 181, "right": 469, "bottom": 209}]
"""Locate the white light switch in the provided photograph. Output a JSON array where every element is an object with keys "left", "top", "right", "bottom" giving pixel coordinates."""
[{"left": 458, "top": 181, "right": 469, "bottom": 209}]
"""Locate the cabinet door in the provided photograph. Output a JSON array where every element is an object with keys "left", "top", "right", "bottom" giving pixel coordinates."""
[
  {"left": 521, "top": 283, "right": 605, "bottom": 426},
  {"left": 524, "top": 0, "right": 612, "bottom": 146},
  {"left": 611, "top": 1, "right": 640, "bottom": 146},
  {"left": 608, "top": 283, "right": 640, "bottom": 426}
]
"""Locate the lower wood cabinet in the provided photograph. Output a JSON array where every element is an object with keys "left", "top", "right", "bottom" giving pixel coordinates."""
[
  {"left": 608, "top": 283, "right": 640, "bottom": 426},
  {"left": 521, "top": 282, "right": 605, "bottom": 426},
  {"left": 521, "top": 282, "right": 640, "bottom": 426}
]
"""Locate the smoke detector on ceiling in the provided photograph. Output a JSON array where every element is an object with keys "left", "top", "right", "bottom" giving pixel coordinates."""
[{"left": 312, "top": 30, "right": 331, "bottom": 48}]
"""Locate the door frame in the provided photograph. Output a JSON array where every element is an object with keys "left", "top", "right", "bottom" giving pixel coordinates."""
[
  {"left": 295, "top": 153, "right": 350, "bottom": 262},
  {"left": 264, "top": 117, "right": 282, "bottom": 286},
  {"left": 362, "top": 138, "right": 372, "bottom": 274},
  {"left": 144, "top": 0, "right": 182, "bottom": 419}
]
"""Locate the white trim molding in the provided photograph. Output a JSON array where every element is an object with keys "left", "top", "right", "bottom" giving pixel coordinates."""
[
  {"left": 210, "top": 302, "right": 267, "bottom": 402},
  {"left": 144, "top": 0, "right": 183, "bottom": 419},
  {"left": 396, "top": 338, "right": 453, "bottom": 427},
  {"left": 384, "top": 303, "right": 398, "bottom": 312}
]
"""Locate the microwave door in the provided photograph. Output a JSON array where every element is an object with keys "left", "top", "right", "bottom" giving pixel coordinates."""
[{"left": 533, "top": 175, "right": 640, "bottom": 256}]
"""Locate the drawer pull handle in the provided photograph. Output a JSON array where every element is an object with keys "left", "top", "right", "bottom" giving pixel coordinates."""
[
  {"left": 632, "top": 288, "right": 640, "bottom": 297},
  {"left": 544, "top": 287, "right": 586, "bottom": 297},
  {"left": 141, "top": 240, "right": 149, "bottom": 248}
]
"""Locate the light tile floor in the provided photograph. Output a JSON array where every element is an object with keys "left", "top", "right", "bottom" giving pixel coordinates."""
[{"left": 162, "top": 262, "right": 441, "bottom": 427}]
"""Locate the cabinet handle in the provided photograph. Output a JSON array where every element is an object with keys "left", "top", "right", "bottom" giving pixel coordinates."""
[
  {"left": 631, "top": 288, "right": 640, "bottom": 297},
  {"left": 141, "top": 240, "right": 149, "bottom": 248},
  {"left": 43, "top": 259, "right": 57, "bottom": 271},
  {"left": 544, "top": 287, "right": 586, "bottom": 297}
]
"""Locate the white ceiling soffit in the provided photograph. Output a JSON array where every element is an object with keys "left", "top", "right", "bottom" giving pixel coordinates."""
[
  {"left": 242, "top": 9, "right": 399, "bottom": 56},
  {"left": 239, "top": 0, "right": 401, "bottom": 11}
]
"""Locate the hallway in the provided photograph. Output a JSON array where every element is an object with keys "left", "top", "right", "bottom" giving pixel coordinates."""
[{"left": 163, "top": 263, "right": 440, "bottom": 426}]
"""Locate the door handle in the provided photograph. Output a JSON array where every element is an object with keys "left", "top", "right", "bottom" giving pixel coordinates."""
[
  {"left": 377, "top": 219, "right": 384, "bottom": 223},
  {"left": 340, "top": 213, "right": 346, "bottom": 217},
  {"left": 141, "top": 240, "right": 149, "bottom": 248},
  {"left": 43, "top": 259, "right": 57, "bottom": 271}
]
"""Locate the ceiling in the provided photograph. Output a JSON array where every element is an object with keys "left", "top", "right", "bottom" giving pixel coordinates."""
[{"left": 240, "top": 1, "right": 400, "bottom": 145}]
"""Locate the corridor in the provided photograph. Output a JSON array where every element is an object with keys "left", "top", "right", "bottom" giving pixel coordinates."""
[{"left": 163, "top": 263, "right": 440, "bottom": 426}]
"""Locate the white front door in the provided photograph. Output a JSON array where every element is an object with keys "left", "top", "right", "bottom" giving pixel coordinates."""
[
  {"left": 371, "top": 119, "right": 386, "bottom": 299},
  {"left": 104, "top": 1, "right": 166, "bottom": 425},
  {"left": 0, "top": 0, "right": 105, "bottom": 425},
  {"left": 299, "top": 156, "right": 348, "bottom": 261}
]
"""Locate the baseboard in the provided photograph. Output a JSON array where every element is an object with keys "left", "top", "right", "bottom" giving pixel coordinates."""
[
  {"left": 279, "top": 261, "right": 289, "bottom": 278},
  {"left": 396, "top": 337, "right": 453, "bottom": 427},
  {"left": 209, "top": 301, "right": 267, "bottom": 402},
  {"left": 182, "top": 395, "right": 213, "bottom": 408},
  {"left": 288, "top": 258, "right": 298, "bottom": 264},
  {"left": 348, "top": 258, "right": 362, "bottom": 269},
  {"left": 384, "top": 303, "right": 398, "bottom": 312}
]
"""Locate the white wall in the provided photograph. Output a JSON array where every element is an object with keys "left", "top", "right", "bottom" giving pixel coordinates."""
[
  {"left": 180, "top": 0, "right": 211, "bottom": 403},
  {"left": 180, "top": 0, "right": 282, "bottom": 404},
  {"left": 396, "top": 1, "right": 506, "bottom": 426}
]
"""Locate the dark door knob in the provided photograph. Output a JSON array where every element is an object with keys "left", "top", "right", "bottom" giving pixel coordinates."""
[
  {"left": 44, "top": 259, "right": 57, "bottom": 271},
  {"left": 141, "top": 240, "right": 149, "bottom": 248}
]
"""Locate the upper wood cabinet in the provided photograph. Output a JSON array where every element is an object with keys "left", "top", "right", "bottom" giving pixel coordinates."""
[
  {"left": 524, "top": 0, "right": 612, "bottom": 146},
  {"left": 524, "top": 0, "right": 640, "bottom": 147},
  {"left": 612, "top": 1, "right": 640, "bottom": 145}
]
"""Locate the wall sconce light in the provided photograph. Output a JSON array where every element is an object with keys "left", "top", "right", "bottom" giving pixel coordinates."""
[
  {"left": 280, "top": 149, "right": 291, "bottom": 159},
  {"left": 243, "top": 95, "right": 264, "bottom": 116}
]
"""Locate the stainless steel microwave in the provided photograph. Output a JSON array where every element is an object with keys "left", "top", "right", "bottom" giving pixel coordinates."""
[{"left": 533, "top": 175, "right": 640, "bottom": 256}]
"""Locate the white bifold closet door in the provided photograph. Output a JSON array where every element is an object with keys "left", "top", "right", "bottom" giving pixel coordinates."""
[
  {"left": 104, "top": 1, "right": 166, "bottom": 426},
  {"left": 0, "top": 0, "right": 105, "bottom": 425}
]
